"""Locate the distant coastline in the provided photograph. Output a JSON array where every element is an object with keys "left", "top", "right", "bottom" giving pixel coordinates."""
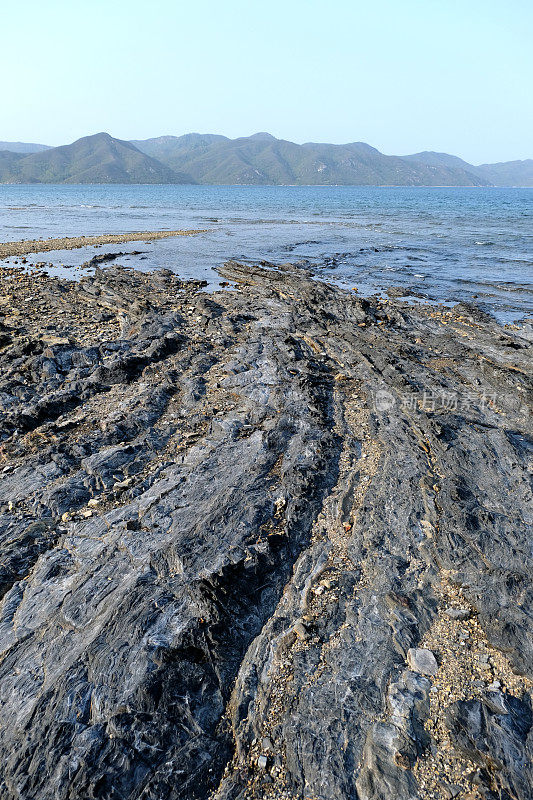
[{"left": 1, "top": 132, "right": 532, "bottom": 186}]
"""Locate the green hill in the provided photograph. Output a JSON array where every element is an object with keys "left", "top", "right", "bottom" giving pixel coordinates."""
[
  {"left": 0, "top": 133, "right": 193, "bottom": 184},
  {"left": 0, "top": 141, "right": 51, "bottom": 154},
  {"left": 1, "top": 132, "right": 531, "bottom": 185},
  {"left": 404, "top": 150, "right": 533, "bottom": 187},
  {"left": 402, "top": 150, "right": 476, "bottom": 171},
  {"left": 132, "top": 133, "right": 489, "bottom": 186},
  {"left": 472, "top": 159, "right": 533, "bottom": 187},
  {"left": 0, "top": 151, "right": 25, "bottom": 171}
]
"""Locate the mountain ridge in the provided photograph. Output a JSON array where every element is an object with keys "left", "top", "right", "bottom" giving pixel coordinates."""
[
  {"left": 403, "top": 150, "right": 533, "bottom": 186},
  {"left": 0, "top": 133, "right": 192, "bottom": 184},
  {"left": 0, "top": 133, "right": 531, "bottom": 185},
  {"left": 129, "top": 134, "right": 490, "bottom": 186},
  {"left": 0, "top": 141, "right": 52, "bottom": 154}
]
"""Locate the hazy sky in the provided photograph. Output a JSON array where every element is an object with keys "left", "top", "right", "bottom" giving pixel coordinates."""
[{"left": 2, "top": 0, "right": 531, "bottom": 163}]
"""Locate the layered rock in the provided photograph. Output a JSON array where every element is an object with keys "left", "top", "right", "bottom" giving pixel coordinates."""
[{"left": 0, "top": 260, "right": 531, "bottom": 800}]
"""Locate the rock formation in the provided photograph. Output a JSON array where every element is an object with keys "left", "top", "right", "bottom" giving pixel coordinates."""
[{"left": 0, "top": 260, "right": 531, "bottom": 800}]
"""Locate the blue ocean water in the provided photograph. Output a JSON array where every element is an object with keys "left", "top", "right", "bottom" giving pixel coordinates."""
[{"left": 1, "top": 184, "right": 532, "bottom": 323}]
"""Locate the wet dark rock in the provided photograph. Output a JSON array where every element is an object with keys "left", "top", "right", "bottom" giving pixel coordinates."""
[
  {"left": 80, "top": 250, "right": 145, "bottom": 269},
  {"left": 444, "top": 694, "right": 532, "bottom": 799},
  {"left": 0, "top": 261, "right": 531, "bottom": 800}
]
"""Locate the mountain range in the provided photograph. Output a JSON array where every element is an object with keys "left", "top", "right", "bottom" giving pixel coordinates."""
[{"left": 0, "top": 132, "right": 531, "bottom": 186}]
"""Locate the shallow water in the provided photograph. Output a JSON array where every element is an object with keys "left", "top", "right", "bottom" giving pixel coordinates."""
[{"left": 1, "top": 184, "right": 531, "bottom": 323}]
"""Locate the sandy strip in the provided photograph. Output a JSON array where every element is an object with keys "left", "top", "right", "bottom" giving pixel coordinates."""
[{"left": 0, "top": 229, "right": 207, "bottom": 259}]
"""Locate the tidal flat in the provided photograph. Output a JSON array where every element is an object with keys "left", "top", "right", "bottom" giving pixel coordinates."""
[
  {"left": 0, "top": 258, "right": 531, "bottom": 800},
  {"left": 0, "top": 228, "right": 205, "bottom": 259}
]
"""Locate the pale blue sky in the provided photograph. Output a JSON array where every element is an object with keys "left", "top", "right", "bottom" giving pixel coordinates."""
[{"left": 2, "top": 0, "right": 531, "bottom": 163}]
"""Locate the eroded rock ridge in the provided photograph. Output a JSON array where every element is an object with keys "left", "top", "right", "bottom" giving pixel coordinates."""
[{"left": 0, "top": 261, "right": 531, "bottom": 800}]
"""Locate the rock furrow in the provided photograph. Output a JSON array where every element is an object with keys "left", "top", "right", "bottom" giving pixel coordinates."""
[{"left": 0, "top": 260, "right": 531, "bottom": 800}]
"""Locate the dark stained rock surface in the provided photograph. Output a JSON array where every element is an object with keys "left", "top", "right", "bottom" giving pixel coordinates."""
[
  {"left": 444, "top": 694, "right": 532, "bottom": 799},
  {"left": 0, "top": 260, "right": 531, "bottom": 800}
]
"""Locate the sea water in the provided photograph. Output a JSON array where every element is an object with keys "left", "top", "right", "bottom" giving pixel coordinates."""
[{"left": 0, "top": 184, "right": 531, "bottom": 323}]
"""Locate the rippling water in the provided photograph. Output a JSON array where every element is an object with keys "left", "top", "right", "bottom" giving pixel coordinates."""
[{"left": 1, "top": 184, "right": 531, "bottom": 323}]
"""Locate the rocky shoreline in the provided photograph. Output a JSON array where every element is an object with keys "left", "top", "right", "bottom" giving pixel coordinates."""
[{"left": 0, "top": 259, "right": 531, "bottom": 800}]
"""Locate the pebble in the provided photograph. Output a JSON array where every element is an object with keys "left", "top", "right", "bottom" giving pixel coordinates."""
[
  {"left": 407, "top": 647, "right": 439, "bottom": 676},
  {"left": 113, "top": 478, "right": 132, "bottom": 489},
  {"left": 293, "top": 621, "right": 308, "bottom": 639},
  {"left": 444, "top": 607, "right": 471, "bottom": 621},
  {"left": 274, "top": 497, "right": 286, "bottom": 515}
]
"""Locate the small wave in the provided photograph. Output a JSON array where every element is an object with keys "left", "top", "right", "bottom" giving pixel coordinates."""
[
  {"left": 474, "top": 241, "right": 495, "bottom": 246},
  {"left": 446, "top": 276, "right": 533, "bottom": 294},
  {"left": 281, "top": 240, "right": 322, "bottom": 251},
  {"left": 494, "top": 284, "right": 533, "bottom": 295}
]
